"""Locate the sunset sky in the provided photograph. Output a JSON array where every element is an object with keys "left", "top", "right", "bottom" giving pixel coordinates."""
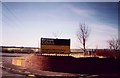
[{"left": 1, "top": 1, "right": 119, "bottom": 49}]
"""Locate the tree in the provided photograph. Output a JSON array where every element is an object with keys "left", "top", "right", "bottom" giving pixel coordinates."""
[
  {"left": 53, "top": 31, "right": 62, "bottom": 38},
  {"left": 107, "top": 37, "right": 120, "bottom": 51},
  {"left": 77, "top": 24, "right": 90, "bottom": 53},
  {"left": 107, "top": 37, "right": 120, "bottom": 59}
]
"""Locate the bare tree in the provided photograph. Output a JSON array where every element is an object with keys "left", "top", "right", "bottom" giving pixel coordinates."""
[
  {"left": 53, "top": 31, "right": 62, "bottom": 38},
  {"left": 107, "top": 37, "right": 120, "bottom": 51},
  {"left": 77, "top": 24, "right": 90, "bottom": 53}
]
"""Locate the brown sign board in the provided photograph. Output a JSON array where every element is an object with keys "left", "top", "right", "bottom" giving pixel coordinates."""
[{"left": 41, "top": 38, "right": 70, "bottom": 54}]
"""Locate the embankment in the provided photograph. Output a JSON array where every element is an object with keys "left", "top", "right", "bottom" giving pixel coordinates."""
[{"left": 22, "top": 54, "right": 120, "bottom": 74}]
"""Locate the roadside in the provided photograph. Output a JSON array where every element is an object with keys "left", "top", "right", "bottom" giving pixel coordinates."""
[
  {"left": 1, "top": 53, "right": 120, "bottom": 78},
  {"left": 1, "top": 54, "right": 81, "bottom": 78}
]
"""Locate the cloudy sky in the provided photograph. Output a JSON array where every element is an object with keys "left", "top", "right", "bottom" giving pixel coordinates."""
[{"left": 2, "top": 1, "right": 118, "bottom": 49}]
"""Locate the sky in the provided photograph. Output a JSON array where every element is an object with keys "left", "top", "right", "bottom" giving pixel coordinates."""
[
  {"left": 1, "top": 2, "right": 119, "bottom": 49},
  {"left": 1, "top": 0, "right": 120, "bottom": 2}
]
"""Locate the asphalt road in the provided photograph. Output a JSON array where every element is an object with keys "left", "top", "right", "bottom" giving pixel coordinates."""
[
  {"left": 0, "top": 56, "right": 29, "bottom": 78},
  {"left": 0, "top": 57, "right": 27, "bottom": 78}
]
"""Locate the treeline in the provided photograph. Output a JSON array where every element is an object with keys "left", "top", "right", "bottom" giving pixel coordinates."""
[
  {"left": 96, "top": 49, "right": 120, "bottom": 59},
  {"left": 1, "top": 46, "right": 39, "bottom": 53}
]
